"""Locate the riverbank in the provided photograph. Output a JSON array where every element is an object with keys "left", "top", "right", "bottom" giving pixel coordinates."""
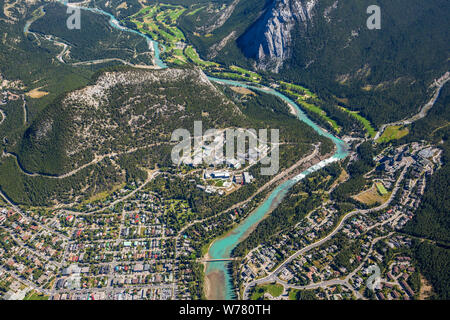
[
  {"left": 203, "top": 146, "right": 336, "bottom": 300},
  {"left": 205, "top": 269, "right": 226, "bottom": 300},
  {"left": 34, "top": 0, "right": 350, "bottom": 301},
  {"left": 235, "top": 148, "right": 336, "bottom": 244},
  {"left": 204, "top": 77, "right": 348, "bottom": 301}
]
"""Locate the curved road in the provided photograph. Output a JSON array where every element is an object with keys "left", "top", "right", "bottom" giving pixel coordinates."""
[
  {"left": 374, "top": 71, "right": 450, "bottom": 140},
  {"left": 174, "top": 145, "right": 322, "bottom": 245},
  {"left": 275, "top": 233, "right": 393, "bottom": 300},
  {"left": 2, "top": 142, "right": 168, "bottom": 179},
  {"left": 243, "top": 160, "right": 411, "bottom": 299}
]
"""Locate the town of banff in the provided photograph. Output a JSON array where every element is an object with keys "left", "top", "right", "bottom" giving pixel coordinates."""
[{"left": 0, "top": 0, "right": 448, "bottom": 316}]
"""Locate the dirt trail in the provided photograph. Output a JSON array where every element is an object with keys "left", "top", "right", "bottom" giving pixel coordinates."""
[{"left": 2, "top": 142, "right": 168, "bottom": 179}]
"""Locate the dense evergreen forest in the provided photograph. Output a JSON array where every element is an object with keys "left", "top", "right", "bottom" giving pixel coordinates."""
[
  {"left": 176, "top": 0, "right": 449, "bottom": 127},
  {"left": 1, "top": 63, "right": 332, "bottom": 205},
  {"left": 398, "top": 84, "right": 450, "bottom": 299},
  {"left": 331, "top": 141, "right": 377, "bottom": 203},
  {"left": 279, "top": 0, "right": 449, "bottom": 126},
  {"left": 30, "top": 3, "right": 150, "bottom": 64},
  {"left": 412, "top": 240, "right": 450, "bottom": 300},
  {"left": 402, "top": 83, "right": 449, "bottom": 244}
]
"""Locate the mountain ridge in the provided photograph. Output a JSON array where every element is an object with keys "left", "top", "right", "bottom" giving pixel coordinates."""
[{"left": 238, "top": 0, "right": 317, "bottom": 72}]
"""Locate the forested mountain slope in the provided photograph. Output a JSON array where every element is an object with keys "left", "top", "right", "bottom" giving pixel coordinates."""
[
  {"left": 1, "top": 0, "right": 333, "bottom": 206},
  {"left": 403, "top": 83, "right": 450, "bottom": 244},
  {"left": 17, "top": 67, "right": 242, "bottom": 175},
  {"left": 181, "top": 0, "right": 449, "bottom": 126}
]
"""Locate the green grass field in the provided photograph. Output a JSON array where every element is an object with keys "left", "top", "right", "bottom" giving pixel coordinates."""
[
  {"left": 123, "top": 4, "right": 273, "bottom": 81},
  {"left": 298, "top": 101, "right": 340, "bottom": 133},
  {"left": 288, "top": 289, "right": 300, "bottom": 300},
  {"left": 376, "top": 182, "right": 388, "bottom": 195},
  {"left": 126, "top": 4, "right": 227, "bottom": 68},
  {"left": 250, "top": 283, "right": 284, "bottom": 300},
  {"left": 278, "top": 81, "right": 340, "bottom": 133},
  {"left": 279, "top": 81, "right": 317, "bottom": 99},
  {"left": 339, "top": 106, "right": 376, "bottom": 138},
  {"left": 376, "top": 125, "right": 409, "bottom": 143},
  {"left": 184, "top": 46, "right": 218, "bottom": 67},
  {"left": 23, "top": 291, "right": 49, "bottom": 300},
  {"left": 354, "top": 183, "right": 390, "bottom": 205}
]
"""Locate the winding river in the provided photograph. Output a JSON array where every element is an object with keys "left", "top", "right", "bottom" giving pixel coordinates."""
[
  {"left": 48, "top": 1, "right": 350, "bottom": 300},
  {"left": 205, "top": 78, "right": 349, "bottom": 299}
]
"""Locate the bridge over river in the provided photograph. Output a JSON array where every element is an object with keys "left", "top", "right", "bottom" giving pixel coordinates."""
[{"left": 197, "top": 258, "right": 239, "bottom": 263}]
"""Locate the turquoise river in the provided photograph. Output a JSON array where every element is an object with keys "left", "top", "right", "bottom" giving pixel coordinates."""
[{"left": 55, "top": 1, "right": 350, "bottom": 300}]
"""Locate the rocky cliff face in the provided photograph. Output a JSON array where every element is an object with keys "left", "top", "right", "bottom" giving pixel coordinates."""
[{"left": 238, "top": 0, "right": 318, "bottom": 72}]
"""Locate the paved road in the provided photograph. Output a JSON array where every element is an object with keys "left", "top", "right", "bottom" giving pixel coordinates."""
[
  {"left": 175, "top": 145, "right": 321, "bottom": 239},
  {"left": 0, "top": 189, "right": 70, "bottom": 241},
  {"left": 276, "top": 233, "right": 392, "bottom": 300},
  {"left": 374, "top": 72, "right": 450, "bottom": 140},
  {"left": 64, "top": 169, "right": 160, "bottom": 215},
  {"left": 243, "top": 160, "right": 411, "bottom": 299},
  {"left": 3, "top": 142, "right": 167, "bottom": 179}
]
